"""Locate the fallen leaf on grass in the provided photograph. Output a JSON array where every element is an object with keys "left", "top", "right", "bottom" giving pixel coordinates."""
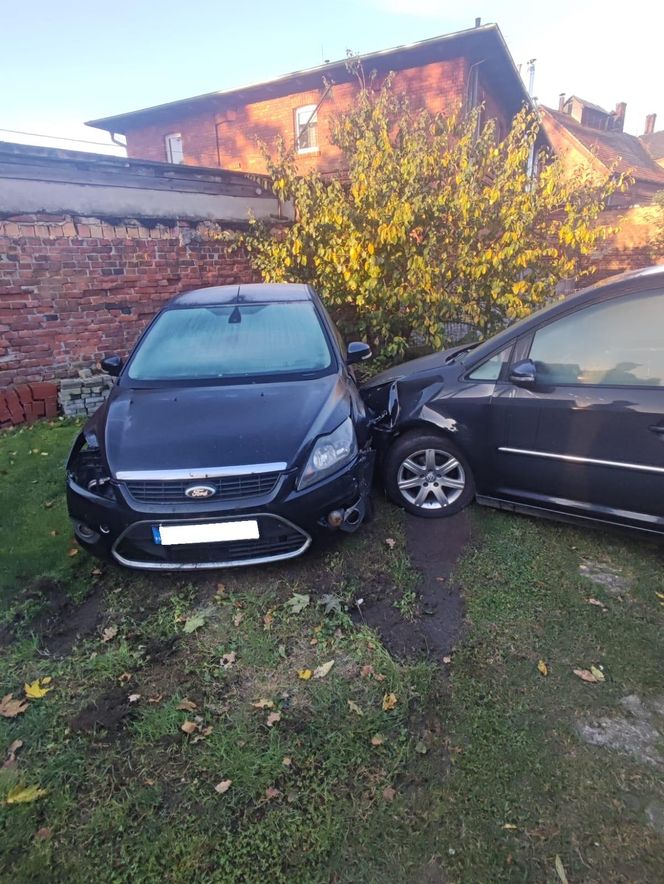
[
  {"left": 348, "top": 700, "right": 363, "bottom": 716},
  {"left": 442, "top": 655, "right": 452, "bottom": 664},
  {"left": 147, "top": 695, "right": 163, "bottom": 704},
  {"left": 24, "top": 678, "right": 53, "bottom": 699},
  {"left": 371, "top": 734, "right": 385, "bottom": 746},
  {"left": 91, "top": 567, "right": 102, "bottom": 577},
  {"left": 297, "top": 669, "right": 313, "bottom": 680},
  {"left": 263, "top": 611, "right": 274, "bottom": 630},
  {"left": 128, "top": 693, "right": 141, "bottom": 704},
  {"left": 590, "top": 665, "right": 605, "bottom": 682},
  {"left": 266, "top": 711, "right": 282, "bottom": 727},
  {"left": 537, "top": 660, "right": 549, "bottom": 677},
  {"left": 382, "top": 693, "right": 397, "bottom": 711},
  {"left": 251, "top": 698, "right": 274, "bottom": 709},
  {"left": 414, "top": 741, "right": 427, "bottom": 755},
  {"left": 285, "top": 593, "right": 310, "bottom": 614},
  {"left": 183, "top": 613, "right": 206, "bottom": 634},
  {"left": 118, "top": 672, "right": 132, "bottom": 685},
  {"left": 318, "top": 593, "right": 342, "bottom": 615},
  {"left": 215, "top": 583, "right": 226, "bottom": 597},
  {"left": 554, "top": 854, "right": 570, "bottom": 884},
  {"left": 374, "top": 673, "right": 386, "bottom": 682},
  {"left": 382, "top": 786, "right": 396, "bottom": 802},
  {"left": 67, "top": 548, "right": 78, "bottom": 557},
  {"left": 43, "top": 500, "right": 55, "bottom": 509},
  {"left": 177, "top": 698, "right": 198, "bottom": 712},
  {"left": 101, "top": 626, "right": 118, "bottom": 643},
  {"left": 501, "top": 823, "right": 518, "bottom": 830},
  {"left": 5, "top": 784, "right": 47, "bottom": 805},
  {"left": 181, "top": 720, "right": 197, "bottom": 735},
  {"left": 313, "top": 660, "right": 334, "bottom": 679},
  {"left": 385, "top": 538, "right": 396, "bottom": 549},
  {"left": 233, "top": 612, "right": 244, "bottom": 627},
  {"left": 587, "top": 598, "right": 607, "bottom": 610},
  {"left": 221, "top": 651, "right": 236, "bottom": 669},
  {"left": 573, "top": 668, "right": 603, "bottom": 684},
  {"left": 3, "top": 739, "right": 23, "bottom": 768},
  {"left": 35, "top": 827, "right": 52, "bottom": 841},
  {"left": 282, "top": 756, "right": 292, "bottom": 767},
  {"left": 265, "top": 786, "right": 281, "bottom": 800},
  {"left": 215, "top": 779, "right": 232, "bottom": 794},
  {"left": 360, "top": 665, "right": 375, "bottom": 678},
  {"left": 192, "top": 726, "right": 213, "bottom": 743},
  {"left": 0, "top": 694, "right": 29, "bottom": 718}
]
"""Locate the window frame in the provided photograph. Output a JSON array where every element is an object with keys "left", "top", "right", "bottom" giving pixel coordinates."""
[
  {"left": 164, "top": 132, "right": 184, "bottom": 164},
  {"left": 522, "top": 287, "right": 664, "bottom": 390},
  {"left": 294, "top": 104, "right": 319, "bottom": 154}
]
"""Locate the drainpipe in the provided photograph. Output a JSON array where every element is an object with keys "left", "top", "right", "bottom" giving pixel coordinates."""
[{"left": 110, "top": 132, "right": 127, "bottom": 151}]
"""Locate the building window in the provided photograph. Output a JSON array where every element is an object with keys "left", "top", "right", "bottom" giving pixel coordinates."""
[
  {"left": 165, "top": 133, "right": 184, "bottom": 164},
  {"left": 295, "top": 105, "right": 318, "bottom": 153}
]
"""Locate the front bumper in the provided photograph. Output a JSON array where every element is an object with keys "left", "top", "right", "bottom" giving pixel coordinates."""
[{"left": 67, "top": 450, "right": 375, "bottom": 570}]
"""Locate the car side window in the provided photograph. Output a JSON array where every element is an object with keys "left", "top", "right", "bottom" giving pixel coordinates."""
[
  {"left": 467, "top": 344, "right": 513, "bottom": 381},
  {"left": 528, "top": 290, "right": 664, "bottom": 387}
]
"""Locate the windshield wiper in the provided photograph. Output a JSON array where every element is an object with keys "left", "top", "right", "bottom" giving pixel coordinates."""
[{"left": 444, "top": 342, "right": 481, "bottom": 365}]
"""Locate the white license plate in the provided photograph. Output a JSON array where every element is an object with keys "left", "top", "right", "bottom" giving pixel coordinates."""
[{"left": 153, "top": 520, "right": 259, "bottom": 546}]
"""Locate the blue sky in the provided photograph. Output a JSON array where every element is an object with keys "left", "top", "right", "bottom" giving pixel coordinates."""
[{"left": 1, "top": 0, "right": 661, "bottom": 153}]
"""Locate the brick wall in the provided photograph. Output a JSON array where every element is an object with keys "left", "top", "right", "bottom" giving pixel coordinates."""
[
  {"left": 125, "top": 58, "right": 470, "bottom": 176},
  {"left": 0, "top": 214, "right": 255, "bottom": 388}
]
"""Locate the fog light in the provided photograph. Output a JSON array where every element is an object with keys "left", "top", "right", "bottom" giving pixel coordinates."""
[
  {"left": 327, "top": 509, "right": 344, "bottom": 528},
  {"left": 73, "top": 521, "right": 100, "bottom": 543}
]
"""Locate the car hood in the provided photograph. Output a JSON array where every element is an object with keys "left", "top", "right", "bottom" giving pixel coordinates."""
[
  {"left": 97, "top": 376, "right": 350, "bottom": 477},
  {"left": 360, "top": 343, "right": 475, "bottom": 391}
]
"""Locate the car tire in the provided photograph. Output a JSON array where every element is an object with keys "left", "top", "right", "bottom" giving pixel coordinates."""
[{"left": 383, "top": 431, "right": 475, "bottom": 518}]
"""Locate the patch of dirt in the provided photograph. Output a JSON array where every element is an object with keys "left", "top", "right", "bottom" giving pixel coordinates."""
[
  {"left": 576, "top": 694, "right": 664, "bottom": 767},
  {"left": 579, "top": 559, "right": 632, "bottom": 596},
  {"left": 69, "top": 686, "right": 133, "bottom": 735},
  {"left": 21, "top": 578, "right": 105, "bottom": 656},
  {"left": 356, "top": 510, "right": 469, "bottom": 661}
]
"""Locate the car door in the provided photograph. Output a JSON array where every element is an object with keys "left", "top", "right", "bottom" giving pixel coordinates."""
[{"left": 490, "top": 286, "right": 664, "bottom": 532}]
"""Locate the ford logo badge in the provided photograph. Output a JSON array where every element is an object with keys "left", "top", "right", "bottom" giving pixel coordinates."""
[{"left": 184, "top": 484, "right": 216, "bottom": 499}]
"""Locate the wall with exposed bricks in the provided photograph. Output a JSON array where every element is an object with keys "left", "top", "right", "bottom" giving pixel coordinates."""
[
  {"left": 0, "top": 213, "right": 255, "bottom": 389},
  {"left": 0, "top": 381, "right": 58, "bottom": 429},
  {"left": 126, "top": 58, "right": 476, "bottom": 176}
]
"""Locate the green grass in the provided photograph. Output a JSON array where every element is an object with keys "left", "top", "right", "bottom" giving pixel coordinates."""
[{"left": 1, "top": 420, "right": 663, "bottom": 882}]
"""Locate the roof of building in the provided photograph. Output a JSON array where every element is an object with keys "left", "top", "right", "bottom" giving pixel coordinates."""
[
  {"left": 170, "top": 284, "right": 313, "bottom": 307},
  {"left": 564, "top": 95, "right": 609, "bottom": 115},
  {"left": 541, "top": 107, "right": 664, "bottom": 185},
  {"left": 86, "top": 23, "right": 532, "bottom": 134},
  {"left": 641, "top": 130, "right": 664, "bottom": 161}
]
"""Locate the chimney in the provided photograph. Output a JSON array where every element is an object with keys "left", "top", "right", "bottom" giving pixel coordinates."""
[
  {"left": 558, "top": 93, "right": 566, "bottom": 112},
  {"left": 613, "top": 101, "right": 626, "bottom": 132},
  {"left": 474, "top": 17, "right": 481, "bottom": 27},
  {"left": 644, "top": 113, "right": 657, "bottom": 136}
]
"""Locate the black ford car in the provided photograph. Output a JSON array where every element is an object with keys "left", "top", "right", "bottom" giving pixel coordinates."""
[
  {"left": 67, "top": 284, "right": 374, "bottom": 570},
  {"left": 362, "top": 266, "right": 664, "bottom": 536}
]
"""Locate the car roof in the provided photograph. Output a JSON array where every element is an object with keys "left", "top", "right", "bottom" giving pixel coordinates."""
[{"left": 168, "top": 283, "right": 314, "bottom": 307}]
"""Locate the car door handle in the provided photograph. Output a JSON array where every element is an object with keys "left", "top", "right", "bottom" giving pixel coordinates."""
[{"left": 649, "top": 425, "right": 664, "bottom": 436}]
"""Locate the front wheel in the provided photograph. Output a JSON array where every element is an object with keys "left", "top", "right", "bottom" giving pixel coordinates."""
[{"left": 383, "top": 432, "right": 475, "bottom": 518}]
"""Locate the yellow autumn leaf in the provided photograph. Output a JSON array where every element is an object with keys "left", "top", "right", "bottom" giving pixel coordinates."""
[
  {"left": 348, "top": 700, "right": 363, "bottom": 716},
  {"left": 382, "top": 693, "right": 397, "bottom": 711},
  {"left": 297, "top": 669, "right": 313, "bottom": 680},
  {"left": 537, "top": 660, "right": 549, "bottom": 677},
  {"left": 24, "top": 678, "right": 53, "bottom": 699},
  {"left": 6, "top": 784, "right": 47, "bottom": 804},
  {"left": 590, "top": 665, "right": 605, "bottom": 682}
]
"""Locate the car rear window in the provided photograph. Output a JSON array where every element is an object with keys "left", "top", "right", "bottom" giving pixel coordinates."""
[{"left": 128, "top": 302, "right": 333, "bottom": 381}]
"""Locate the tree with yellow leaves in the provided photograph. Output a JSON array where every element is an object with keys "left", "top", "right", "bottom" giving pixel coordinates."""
[{"left": 244, "top": 74, "right": 625, "bottom": 360}]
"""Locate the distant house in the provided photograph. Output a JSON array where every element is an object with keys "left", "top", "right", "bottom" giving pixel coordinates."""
[
  {"left": 86, "top": 23, "right": 533, "bottom": 176},
  {"left": 540, "top": 96, "right": 664, "bottom": 281},
  {"left": 541, "top": 96, "right": 664, "bottom": 205},
  {"left": 641, "top": 114, "right": 664, "bottom": 170}
]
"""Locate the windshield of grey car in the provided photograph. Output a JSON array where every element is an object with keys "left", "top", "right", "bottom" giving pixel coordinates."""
[{"left": 127, "top": 303, "right": 334, "bottom": 381}]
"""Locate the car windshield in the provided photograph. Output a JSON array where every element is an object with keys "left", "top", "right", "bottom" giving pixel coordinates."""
[{"left": 128, "top": 302, "right": 333, "bottom": 381}]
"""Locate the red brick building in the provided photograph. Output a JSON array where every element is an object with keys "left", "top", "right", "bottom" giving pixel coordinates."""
[{"left": 87, "top": 23, "right": 532, "bottom": 176}]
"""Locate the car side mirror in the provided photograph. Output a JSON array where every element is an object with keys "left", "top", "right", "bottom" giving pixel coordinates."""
[
  {"left": 100, "top": 355, "right": 123, "bottom": 377},
  {"left": 509, "top": 358, "right": 537, "bottom": 387},
  {"left": 346, "top": 342, "right": 372, "bottom": 365}
]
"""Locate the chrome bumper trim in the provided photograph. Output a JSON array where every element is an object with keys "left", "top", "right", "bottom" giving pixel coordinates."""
[
  {"left": 115, "top": 462, "right": 287, "bottom": 481},
  {"left": 110, "top": 512, "right": 311, "bottom": 571}
]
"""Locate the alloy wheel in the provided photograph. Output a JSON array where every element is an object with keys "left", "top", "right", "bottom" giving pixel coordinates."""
[{"left": 396, "top": 448, "right": 466, "bottom": 510}]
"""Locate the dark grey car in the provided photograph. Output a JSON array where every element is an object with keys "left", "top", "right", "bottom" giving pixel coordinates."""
[{"left": 362, "top": 266, "right": 664, "bottom": 536}]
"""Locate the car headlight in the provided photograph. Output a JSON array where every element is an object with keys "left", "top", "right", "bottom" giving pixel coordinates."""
[{"left": 298, "top": 417, "right": 358, "bottom": 490}]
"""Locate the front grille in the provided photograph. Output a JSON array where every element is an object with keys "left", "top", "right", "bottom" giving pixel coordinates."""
[
  {"left": 124, "top": 472, "right": 280, "bottom": 504},
  {"left": 113, "top": 514, "right": 309, "bottom": 570}
]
